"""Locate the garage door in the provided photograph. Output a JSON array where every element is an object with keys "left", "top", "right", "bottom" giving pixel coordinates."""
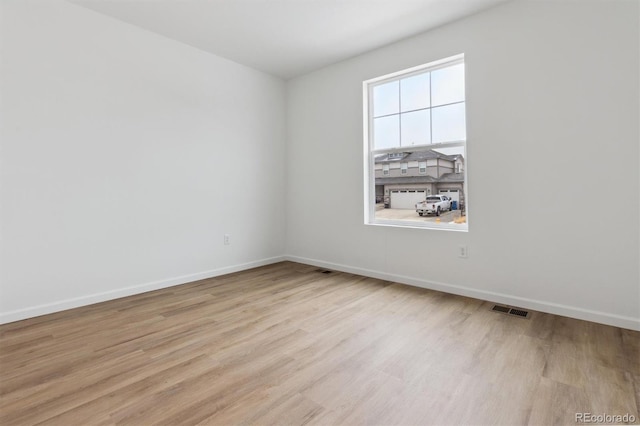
[
  {"left": 439, "top": 189, "right": 460, "bottom": 203},
  {"left": 390, "top": 190, "right": 426, "bottom": 209}
]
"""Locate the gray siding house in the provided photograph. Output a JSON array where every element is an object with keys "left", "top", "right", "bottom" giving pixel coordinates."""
[{"left": 374, "top": 149, "right": 465, "bottom": 209}]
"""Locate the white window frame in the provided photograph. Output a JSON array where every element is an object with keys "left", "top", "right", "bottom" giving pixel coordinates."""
[
  {"left": 382, "top": 164, "right": 390, "bottom": 175},
  {"left": 401, "top": 162, "right": 408, "bottom": 174},
  {"left": 363, "top": 54, "right": 468, "bottom": 231},
  {"left": 418, "top": 161, "right": 427, "bottom": 174}
]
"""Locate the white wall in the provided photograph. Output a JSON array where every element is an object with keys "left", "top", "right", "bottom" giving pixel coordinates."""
[
  {"left": 0, "top": 0, "right": 286, "bottom": 322},
  {"left": 286, "top": 0, "right": 640, "bottom": 329}
]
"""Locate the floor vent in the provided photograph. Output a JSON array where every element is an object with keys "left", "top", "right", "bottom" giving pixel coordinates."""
[
  {"left": 491, "top": 305, "right": 510, "bottom": 313},
  {"left": 508, "top": 308, "right": 530, "bottom": 318},
  {"left": 491, "top": 304, "right": 530, "bottom": 319}
]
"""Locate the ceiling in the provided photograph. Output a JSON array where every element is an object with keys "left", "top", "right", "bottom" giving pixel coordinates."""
[{"left": 70, "top": 0, "right": 511, "bottom": 79}]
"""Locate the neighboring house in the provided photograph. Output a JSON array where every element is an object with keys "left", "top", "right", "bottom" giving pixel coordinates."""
[{"left": 374, "top": 149, "right": 465, "bottom": 209}]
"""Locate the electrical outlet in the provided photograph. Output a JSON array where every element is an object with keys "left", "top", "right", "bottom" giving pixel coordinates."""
[
  {"left": 458, "top": 245, "right": 468, "bottom": 258},
  {"left": 224, "top": 234, "right": 230, "bottom": 245}
]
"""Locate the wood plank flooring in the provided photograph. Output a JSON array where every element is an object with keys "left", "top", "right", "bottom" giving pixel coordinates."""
[{"left": 0, "top": 261, "right": 638, "bottom": 425}]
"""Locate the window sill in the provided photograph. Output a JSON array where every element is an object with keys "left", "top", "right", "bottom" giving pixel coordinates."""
[{"left": 365, "top": 219, "right": 468, "bottom": 232}]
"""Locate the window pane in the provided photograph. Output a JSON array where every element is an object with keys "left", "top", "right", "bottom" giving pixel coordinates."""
[
  {"left": 432, "top": 103, "right": 466, "bottom": 143},
  {"left": 400, "top": 73, "right": 430, "bottom": 112},
  {"left": 400, "top": 110, "right": 430, "bottom": 146},
  {"left": 373, "top": 81, "right": 399, "bottom": 117},
  {"left": 373, "top": 145, "right": 467, "bottom": 226},
  {"left": 374, "top": 115, "right": 400, "bottom": 149},
  {"left": 431, "top": 63, "right": 465, "bottom": 107}
]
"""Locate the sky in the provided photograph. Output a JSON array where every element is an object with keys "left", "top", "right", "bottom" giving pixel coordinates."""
[{"left": 372, "top": 63, "right": 466, "bottom": 150}]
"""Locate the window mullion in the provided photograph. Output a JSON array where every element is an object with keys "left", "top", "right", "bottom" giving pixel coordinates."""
[
  {"left": 398, "top": 80, "right": 402, "bottom": 148},
  {"left": 429, "top": 72, "right": 433, "bottom": 145}
]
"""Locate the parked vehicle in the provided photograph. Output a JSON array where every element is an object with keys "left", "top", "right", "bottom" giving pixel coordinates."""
[{"left": 416, "top": 195, "right": 451, "bottom": 216}]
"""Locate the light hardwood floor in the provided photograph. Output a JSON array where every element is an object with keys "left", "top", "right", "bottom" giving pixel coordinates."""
[{"left": 1, "top": 262, "right": 638, "bottom": 425}]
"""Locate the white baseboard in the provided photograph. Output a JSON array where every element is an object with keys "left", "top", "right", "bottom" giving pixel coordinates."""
[
  {"left": 0, "top": 256, "right": 286, "bottom": 325},
  {"left": 284, "top": 255, "right": 640, "bottom": 331},
  {"left": 3, "top": 254, "right": 637, "bottom": 331}
]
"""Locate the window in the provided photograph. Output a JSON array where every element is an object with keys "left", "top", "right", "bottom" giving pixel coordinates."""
[
  {"left": 364, "top": 54, "right": 468, "bottom": 230},
  {"left": 418, "top": 161, "right": 427, "bottom": 174}
]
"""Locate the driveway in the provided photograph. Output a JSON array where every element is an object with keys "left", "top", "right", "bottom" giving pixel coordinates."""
[{"left": 375, "top": 207, "right": 463, "bottom": 223}]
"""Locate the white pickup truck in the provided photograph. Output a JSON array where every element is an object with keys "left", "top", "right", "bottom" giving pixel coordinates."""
[{"left": 416, "top": 195, "right": 451, "bottom": 216}]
